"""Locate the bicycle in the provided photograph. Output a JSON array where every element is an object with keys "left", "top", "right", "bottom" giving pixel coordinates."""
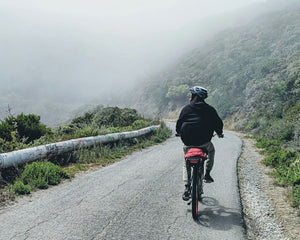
[
  {"left": 176, "top": 133, "right": 223, "bottom": 220},
  {"left": 184, "top": 147, "right": 207, "bottom": 220}
]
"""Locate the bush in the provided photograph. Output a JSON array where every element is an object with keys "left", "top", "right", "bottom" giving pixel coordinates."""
[
  {"left": 56, "top": 125, "right": 77, "bottom": 135},
  {"left": 244, "top": 121, "right": 259, "bottom": 131},
  {"left": 262, "top": 150, "right": 298, "bottom": 168},
  {"left": 21, "top": 161, "right": 69, "bottom": 189},
  {"left": 257, "top": 138, "right": 300, "bottom": 191},
  {"left": 0, "top": 113, "right": 49, "bottom": 144},
  {"left": 71, "top": 112, "right": 95, "bottom": 126},
  {"left": 285, "top": 101, "right": 300, "bottom": 122},
  {"left": 263, "top": 120, "right": 294, "bottom": 142},
  {"left": 61, "top": 107, "right": 147, "bottom": 138},
  {"left": 255, "top": 138, "right": 281, "bottom": 152},
  {"left": 0, "top": 116, "right": 15, "bottom": 141},
  {"left": 150, "top": 123, "right": 172, "bottom": 143},
  {"left": 13, "top": 181, "right": 31, "bottom": 195},
  {"left": 290, "top": 185, "right": 300, "bottom": 208},
  {"left": 73, "top": 127, "right": 100, "bottom": 138},
  {"left": 93, "top": 107, "right": 142, "bottom": 127},
  {"left": 132, "top": 120, "right": 150, "bottom": 130},
  {"left": 15, "top": 113, "right": 50, "bottom": 142}
]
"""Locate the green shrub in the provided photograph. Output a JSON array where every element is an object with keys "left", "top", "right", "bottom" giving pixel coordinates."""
[
  {"left": 279, "top": 128, "right": 294, "bottom": 141},
  {"left": 15, "top": 113, "right": 50, "bottom": 143},
  {"left": 71, "top": 112, "right": 95, "bottom": 126},
  {"left": 258, "top": 137, "right": 300, "bottom": 202},
  {"left": 262, "top": 150, "right": 298, "bottom": 168},
  {"left": 21, "top": 161, "right": 69, "bottom": 189},
  {"left": 150, "top": 124, "right": 172, "bottom": 143},
  {"left": 108, "top": 126, "right": 133, "bottom": 133},
  {"left": 0, "top": 133, "right": 29, "bottom": 153},
  {"left": 263, "top": 120, "right": 294, "bottom": 142},
  {"left": 0, "top": 113, "right": 49, "bottom": 144},
  {"left": 245, "top": 121, "right": 259, "bottom": 131},
  {"left": 150, "top": 135, "right": 163, "bottom": 143},
  {"left": 31, "top": 174, "right": 49, "bottom": 189},
  {"left": 285, "top": 101, "right": 300, "bottom": 122},
  {"left": 73, "top": 127, "right": 100, "bottom": 138},
  {"left": 93, "top": 107, "right": 142, "bottom": 127},
  {"left": 13, "top": 181, "right": 31, "bottom": 195},
  {"left": 0, "top": 116, "right": 15, "bottom": 141},
  {"left": 290, "top": 185, "right": 300, "bottom": 208},
  {"left": 255, "top": 138, "right": 280, "bottom": 149},
  {"left": 270, "top": 163, "right": 299, "bottom": 186},
  {"left": 132, "top": 120, "right": 150, "bottom": 130},
  {"left": 56, "top": 125, "right": 77, "bottom": 135}
]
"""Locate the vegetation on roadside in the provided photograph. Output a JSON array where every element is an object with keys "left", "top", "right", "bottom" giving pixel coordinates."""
[
  {"left": 21, "top": 161, "right": 69, "bottom": 189},
  {"left": 0, "top": 106, "right": 154, "bottom": 154},
  {"left": 255, "top": 138, "right": 300, "bottom": 207},
  {"left": 12, "top": 181, "right": 31, "bottom": 195},
  {"left": 0, "top": 106, "right": 171, "bottom": 202},
  {"left": 65, "top": 123, "right": 171, "bottom": 177},
  {"left": 11, "top": 161, "right": 69, "bottom": 195},
  {"left": 0, "top": 113, "right": 51, "bottom": 152}
]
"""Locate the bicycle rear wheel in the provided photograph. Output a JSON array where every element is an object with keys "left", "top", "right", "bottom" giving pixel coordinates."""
[
  {"left": 198, "top": 165, "right": 204, "bottom": 199},
  {"left": 191, "top": 167, "right": 199, "bottom": 220}
]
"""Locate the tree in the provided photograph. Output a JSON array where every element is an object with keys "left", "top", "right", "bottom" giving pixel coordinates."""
[{"left": 166, "top": 84, "right": 189, "bottom": 100}]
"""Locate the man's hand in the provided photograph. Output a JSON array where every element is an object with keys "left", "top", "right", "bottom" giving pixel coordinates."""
[{"left": 218, "top": 133, "right": 224, "bottom": 138}]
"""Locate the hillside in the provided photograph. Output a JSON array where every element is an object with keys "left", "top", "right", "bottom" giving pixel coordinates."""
[{"left": 133, "top": 5, "right": 300, "bottom": 151}]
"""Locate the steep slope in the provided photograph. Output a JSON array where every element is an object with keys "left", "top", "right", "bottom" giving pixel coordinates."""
[{"left": 134, "top": 5, "right": 300, "bottom": 150}]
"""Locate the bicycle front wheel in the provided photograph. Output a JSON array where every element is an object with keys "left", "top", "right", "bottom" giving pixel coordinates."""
[{"left": 191, "top": 167, "right": 199, "bottom": 220}]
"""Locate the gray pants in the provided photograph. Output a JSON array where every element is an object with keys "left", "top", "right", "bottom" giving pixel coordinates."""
[{"left": 183, "top": 142, "right": 215, "bottom": 184}]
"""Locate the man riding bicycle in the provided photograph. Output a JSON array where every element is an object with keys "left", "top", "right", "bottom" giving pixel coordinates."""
[{"left": 176, "top": 86, "right": 224, "bottom": 201}]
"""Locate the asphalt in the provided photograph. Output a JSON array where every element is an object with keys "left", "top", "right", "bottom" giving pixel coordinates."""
[{"left": 0, "top": 125, "right": 246, "bottom": 240}]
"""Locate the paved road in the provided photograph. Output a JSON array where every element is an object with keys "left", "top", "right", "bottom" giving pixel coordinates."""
[{"left": 0, "top": 126, "right": 246, "bottom": 240}]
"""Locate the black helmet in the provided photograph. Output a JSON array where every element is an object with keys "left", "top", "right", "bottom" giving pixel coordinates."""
[{"left": 190, "top": 86, "right": 208, "bottom": 99}]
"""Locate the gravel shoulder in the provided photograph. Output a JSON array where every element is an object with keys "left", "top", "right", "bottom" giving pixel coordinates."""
[{"left": 235, "top": 131, "right": 300, "bottom": 240}]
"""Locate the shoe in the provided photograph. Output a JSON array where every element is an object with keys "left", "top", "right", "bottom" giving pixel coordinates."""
[
  {"left": 182, "top": 184, "right": 191, "bottom": 201},
  {"left": 204, "top": 172, "right": 214, "bottom": 183}
]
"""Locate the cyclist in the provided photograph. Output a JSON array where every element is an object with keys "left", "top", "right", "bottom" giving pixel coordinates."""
[{"left": 176, "top": 86, "right": 224, "bottom": 201}]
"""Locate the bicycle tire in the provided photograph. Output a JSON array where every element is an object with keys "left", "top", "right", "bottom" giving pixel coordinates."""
[{"left": 191, "top": 166, "right": 199, "bottom": 220}]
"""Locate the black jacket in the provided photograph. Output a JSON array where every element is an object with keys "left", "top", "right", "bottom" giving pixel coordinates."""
[{"left": 176, "top": 100, "right": 223, "bottom": 146}]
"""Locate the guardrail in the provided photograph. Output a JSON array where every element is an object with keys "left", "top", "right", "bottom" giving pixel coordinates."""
[{"left": 0, "top": 125, "right": 159, "bottom": 169}]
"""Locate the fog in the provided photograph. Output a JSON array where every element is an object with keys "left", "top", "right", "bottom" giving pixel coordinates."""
[{"left": 0, "top": 0, "right": 289, "bottom": 125}]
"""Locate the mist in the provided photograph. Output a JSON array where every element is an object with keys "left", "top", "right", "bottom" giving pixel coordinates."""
[{"left": 0, "top": 0, "right": 290, "bottom": 125}]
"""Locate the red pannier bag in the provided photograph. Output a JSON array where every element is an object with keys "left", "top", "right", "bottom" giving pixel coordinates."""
[{"left": 184, "top": 148, "right": 207, "bottom": 158}]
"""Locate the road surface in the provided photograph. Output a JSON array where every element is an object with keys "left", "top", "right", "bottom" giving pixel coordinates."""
[{"left": 0, "top": 127, "right": 246, "bottom": 240}]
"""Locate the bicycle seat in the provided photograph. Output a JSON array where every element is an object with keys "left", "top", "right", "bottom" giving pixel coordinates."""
[{"left": 184, "top": 148, "right": 207, "bottom": 158}]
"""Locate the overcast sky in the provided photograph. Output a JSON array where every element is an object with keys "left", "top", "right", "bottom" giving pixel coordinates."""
[{"left": 0, "top": 0, "right": 267, "bottom": 106}]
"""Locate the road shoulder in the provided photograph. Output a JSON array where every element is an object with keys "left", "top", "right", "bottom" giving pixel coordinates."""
[{"left": 235, "top": 131, "right": 300, "bottom": 240}]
